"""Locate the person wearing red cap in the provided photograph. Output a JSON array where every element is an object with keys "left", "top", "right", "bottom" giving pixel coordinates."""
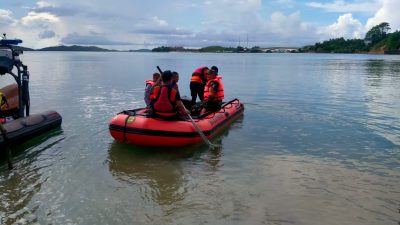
[{"left": 203, "top": 66, "right": 224, "bottom": 112}]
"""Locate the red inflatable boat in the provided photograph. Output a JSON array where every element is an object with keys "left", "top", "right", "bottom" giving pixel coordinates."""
[{"left": 109, "top": 99, "right": 244, "bottom": 147}]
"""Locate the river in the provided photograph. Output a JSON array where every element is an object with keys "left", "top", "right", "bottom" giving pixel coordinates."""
[{"left": 1, "top": 52, "right": 399, "bottom": 225}]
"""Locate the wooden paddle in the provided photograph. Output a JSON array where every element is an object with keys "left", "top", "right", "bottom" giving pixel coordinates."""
[{"left": 187, "top": 113, "right": 220, "bottom": 149}]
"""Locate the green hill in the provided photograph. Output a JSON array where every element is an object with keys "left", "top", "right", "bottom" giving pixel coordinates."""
[
  {"left": 301, "top": 22, "right": 400, "bottom": 54},
  {"left": 38, "top": 45, "right": 113, "bottom": 52},
  {"left": 199, "top": 46, "right": 233, "bottom": 52},
  {"left": 301, "top": 38, "right": 367, "bottom": 53},
  {"left": 13, "top": 46, "right": 35, "bottom": 51},
  {"left": 151, "top": 46, "right": 190, "bottom": 52},
  {"left": 371, "top": 31, "right": 400, "bottom": 53}
]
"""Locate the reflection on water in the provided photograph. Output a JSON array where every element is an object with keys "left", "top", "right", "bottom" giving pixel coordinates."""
[
  {"left": 363, "top": 60, "right": 400, "bottom": 145},
  {"left": 233, "top": 154, "right": 400, "bottom": 225},
  {"left": 0, "top": 129, "right": 64, "bottom": 225},
  {"left": 364, "top": 59, "right": 400, "bottom": 79},
  {"left": 108, "top": 142, "right": 194, "bottom": 206},
  {"left": 365, "top": 59, "right": 385, "bottom": 79},
  {"left": 0, "top": 169, "right": 41, "bottom": 225},
  {"left": 107, "top": 141, "right": 224, "bottom": 224}
]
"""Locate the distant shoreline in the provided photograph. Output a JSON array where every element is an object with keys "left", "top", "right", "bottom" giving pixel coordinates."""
[
  {"left": 13, "top": 44, "right": 399, "bottom": 55},
  {"left": 17, "top": 49, "right": 396, "bottom": 55}
]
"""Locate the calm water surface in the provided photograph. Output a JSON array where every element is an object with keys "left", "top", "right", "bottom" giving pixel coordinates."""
[{"left": 1, "top": 52, "right": 399, "bottom": 225}]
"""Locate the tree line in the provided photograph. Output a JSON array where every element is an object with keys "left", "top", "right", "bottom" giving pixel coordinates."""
[
  {"left": 151, "top": 45, "right": 260, "bottom": 53},
  {"left": 301, "top": 22, "right": 400, "bottom": 53}
]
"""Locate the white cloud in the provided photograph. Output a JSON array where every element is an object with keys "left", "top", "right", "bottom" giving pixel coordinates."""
[
  {"left": 21, "top": 12, "right": 60, "bottom": 26},
  {"left": 366, "top": 0, "right": 400, "bottom": 31},
  {"left": 202, "top": 0, "right": 263, "bottom": 32},
  {"left": 318, "top": 13, "right": 363, "bottom": 39},
  {"left": 36, "top": 1, "right": 55, "bottom": 8},
  {"left": 193, "top": 0, "right": 320, "bottom": 47},
  {"left": 252, "top": 11, "right": 317, "bottom": 47},
  {"left": 153, "top": 16, "right": 168, "bottom": 27},
  {"left": 0, "top": 9, "right": 16, "bottom": 25},
  {"left": 191, "top": 11, "right": 317, "bottom": 47},
  {"left": 10, "top": 8, "right": 64, "bottom": 49},
  {"left": 61, "top": 32, "right": 132, "bottom": 45},
  {"left": 3, "top": 0, "right": 398, "bottom": 50},
  {"left": 306, "top": 0, "right": 379, "bottom": 13},
  {"left": 32, "top": 1, "right": 78, "bottom": 17},
  {"left": 132, "top": 15, "right": 192, "bottom": 38},
  {"left": 267, "top": 11, "right": 310, "bottom": 37}
]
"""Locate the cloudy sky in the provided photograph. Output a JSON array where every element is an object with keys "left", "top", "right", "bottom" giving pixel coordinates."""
[{"left": 1, "top": 0, "right": 399, "bottom": 50}]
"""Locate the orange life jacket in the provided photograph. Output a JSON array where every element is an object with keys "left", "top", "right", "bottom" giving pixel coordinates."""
[
  {"left": 190, "top": 66, "right": 208, "bottom": 84},
  {"left": 146, "top": 80, "right": 156, "bottom": 100},
  {"left": 145, "top": 80, "right": 155, "bottom": 86},
  {"left": 204, "top": 76, "right": 224, "bottom": 101},
  {"left": 0, "top": 83, "right": 18, "bottom": 111},
  {"left": 190, "top": 72, "right": 203, "bottom": 84},
  {"left": 151, "top": 85, "right": 178, "bottom": 117}
]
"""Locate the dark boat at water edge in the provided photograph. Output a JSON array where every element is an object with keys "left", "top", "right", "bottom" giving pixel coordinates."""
[{"left": 0, "top": 35, "right": 62, "bottom": 160}]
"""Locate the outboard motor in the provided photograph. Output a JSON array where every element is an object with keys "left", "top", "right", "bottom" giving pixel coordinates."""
[
  {"left": 0, "top": 35, "right": 22, "bottom": 74},
  {"left": 0, "top": 47, "right": 14, "bottom": 75},
  {"left": 0, "top": 34, "right": 25, "bottom": 118}
]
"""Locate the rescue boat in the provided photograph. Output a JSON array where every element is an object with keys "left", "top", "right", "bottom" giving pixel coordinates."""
[
  {"left": 109, "top": 98, "right": 244, "bottom": 147},
  {"left": 0, "top": 36, "right": 62, "bottom": 150}
]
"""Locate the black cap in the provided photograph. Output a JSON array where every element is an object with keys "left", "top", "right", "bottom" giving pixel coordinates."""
[
  {"left": 209, "top": 69, "right": 217, "bottom": 75},
  {"left": 210, "top": 66, "right": 218, "bottom": 74},
  {"left": 161, "top": 70, "right": 173, "bottom": 81}
]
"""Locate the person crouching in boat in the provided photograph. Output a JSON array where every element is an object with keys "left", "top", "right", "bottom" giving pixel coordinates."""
[
  {"left": 150, "top": 70, "right": 190, "bottom": 119},
  {"left": 203, "top": 66, "right": 224, "bottom": 112},
  {"left": 144, "top": 72, "right": 160, "bottom": 108},
  {"left": 190, "top": 66, "right": 209, "bottom": 106}
]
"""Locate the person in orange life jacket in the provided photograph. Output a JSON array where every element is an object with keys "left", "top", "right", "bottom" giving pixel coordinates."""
[
  {"left": 190, "top": 66, "right": 209, "bottom": 105},
  {"left": 171, "top": 71, "right": 179, "bottom": 89},
  {"left": 0, "top": 92, "right": 9, "bottom": 123},
  {"left": 144, "top": 72, "right": 160, "bottom": 108},
  {"left": 150, "top": 70, "right": 190, "bottom": 119},
  {"left": 203, "top": 66, "right": 224, "bottom": 112},
  {"left": 0, "top": 92, "right": 8, "bottom": 111}
]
